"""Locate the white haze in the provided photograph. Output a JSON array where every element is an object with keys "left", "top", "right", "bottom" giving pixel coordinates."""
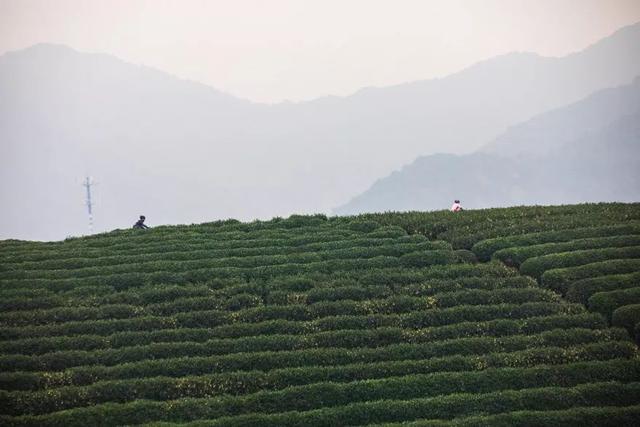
[
  {"left": 1, "top": 4, "right": 640, "bottom": 240},
  {"left": 2, "top": 0, "right": 640, "bottom": 103}
]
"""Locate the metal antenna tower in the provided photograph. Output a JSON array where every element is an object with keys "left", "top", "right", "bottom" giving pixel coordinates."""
[{"left": 83, "top": 176, "right": 94, "bottom": 234}]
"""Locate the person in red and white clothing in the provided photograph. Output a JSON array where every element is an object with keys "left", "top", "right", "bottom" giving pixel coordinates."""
[{"left": 450, "top": 200, "right": 463, "bottom": 212}]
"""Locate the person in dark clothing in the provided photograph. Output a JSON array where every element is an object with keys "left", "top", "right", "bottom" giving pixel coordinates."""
[{"left": 133, "top": 215, "right": 149, "bottom": 229}]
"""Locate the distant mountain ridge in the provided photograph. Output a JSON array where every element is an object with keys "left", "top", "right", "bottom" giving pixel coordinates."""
[
  {"left": 2, "top": 22, "right": 640, "bottom": 240},
  {"left": 335, "top": 78, "right": 640, "bottom": 214},
  {"left": 482, "top": 76, "right": 640, "bottom": 158}
]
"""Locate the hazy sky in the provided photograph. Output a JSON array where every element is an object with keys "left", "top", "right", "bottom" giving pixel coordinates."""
[{"left": 2, "top": 0, "right": 640, "bottom": 102}]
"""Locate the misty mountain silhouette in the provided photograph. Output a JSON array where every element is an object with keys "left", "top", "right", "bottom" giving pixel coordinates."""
[
  {"left": 335, "top": 78, "right": 640, "bottom": 214},
  {"left": 2, "top": 22, "right": 640, "bottom": 240}
]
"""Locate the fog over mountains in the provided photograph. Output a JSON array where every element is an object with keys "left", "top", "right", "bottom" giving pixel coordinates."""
[
  {"left": 2, "top": 23, "right": 640, "bottom": 240},
  {"left": 336, "top": 77, "right": 640, "bottom": 214}
]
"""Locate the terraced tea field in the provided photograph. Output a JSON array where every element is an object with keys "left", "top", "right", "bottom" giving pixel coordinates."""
[{"left": 1, "top": 203, "right": 640, "bottom": 426}]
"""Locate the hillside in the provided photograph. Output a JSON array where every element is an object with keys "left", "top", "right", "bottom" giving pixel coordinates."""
[
  {"left": 335, "top": 77, "right": 640, "bottom": 214},
  {"left": 2, "top": 203, "right": 640, "bottom": 425},
  {"left": 3, "top": 22, "right": 640, "bottom": 240}
]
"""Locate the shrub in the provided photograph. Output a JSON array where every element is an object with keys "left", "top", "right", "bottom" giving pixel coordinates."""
[
  {"left": 612, "top": 304, "right": 640, "bottom": 335},
  {"left": 472, "top": 223, "right": 640, "bottom": 261},
  {"left": 4, "top": 204, "right": 640, "bottom": 425},
  {"left": 4, "top": 342, "right": 635, "bottom": 416},
  {"left": 494, "top": 234, "right": 640, "bottom": 267},
  {"left": 0, "top": 316, "right": 177, "bottom": 341},
  {"left": 565, "top": 272, "right": 640, "bottom": 305},
  {"left": 453, "top": 250, "right": 477, "bottom": 264},
  {"left": 519, "top": 246, "right": 640, "bottom": 279},
  {"left": 0, "top": 304, "right": 144, "bottom": 327},
  {"left": 348, "top": 220, "right": 380, "bottom": 233},
  {"left": 366, "top": 226, "right": 410, "bottom": 238},
  {"left": 541, "top": 259, "right": 640, "bottom": 295},
  {"left": 399, "top": 251, "right": 461, "bottom": 268},
  {"left": 280, "top": 214, "right": 327, "bottom": 229},
  {"left": 390, "top": 405, "right": 640, "bottom": 427},
  {"left": 5, "top": 362, "right": 640, "bottom": 425},
  {"left": 1, "top": 328, "right": 625, "bottom": 391},
  {"left": 588, "top": 287, "right": 640, "bottom": 320}
]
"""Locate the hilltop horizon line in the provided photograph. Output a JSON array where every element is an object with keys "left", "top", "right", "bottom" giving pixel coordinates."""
[{"left": 3, "top": 20, "right": 639, "bottom": 104}]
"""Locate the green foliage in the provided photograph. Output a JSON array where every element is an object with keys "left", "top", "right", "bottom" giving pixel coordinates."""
[
  {"left": 1, "top": 203, "right": 640, "bottom": 425},
  {"left": 589, "top": 287, "right": 640, "bottom": 321},
  {"left": 520, "top": 246, "right": 640, "bottom": 279},
  {"left": 612, "top": 304, "right": 640, "bottom": 336},
  {"left": 5, "top": 342, "right": 634, "bottom": 416},
  {"left": 565, "top": 272, "right": 640, "bottom": 305},
  {"left": 399, "top": 251, "right": 460, "bottom": 267},
  {"left": 7, "top": 371, "right": 640, "bottom": 426},
  {"left": 494, "top": 234, "right": 640, "bottom": 267},
  {"left": 473, "top": 223, "right": 640, "bottom": 261},
  {"left": 351, "top": 204, "right": 640, "bottom": 248},
  {"left": 347, "top": 220, "right": 381, "bottom": 233},
  {"left": 541, "top": 259, "right": 640, "bottom": 295},
  {"left": 378, "top": 404, "right": 640, "bottom": 427},
  {"left": 1, "top": 326, "right": 624, "bottom": 393}
]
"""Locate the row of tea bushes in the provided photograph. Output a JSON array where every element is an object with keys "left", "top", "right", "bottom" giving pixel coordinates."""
[
  {"left": 2, "top": 205, "right": 640, "bottom": 424},
  {"left": 466, "top": 206, "right": 640, "bottom": 344}
]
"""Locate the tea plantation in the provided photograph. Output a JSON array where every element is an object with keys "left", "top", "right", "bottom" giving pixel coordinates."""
[{"left": 1, "top": 203, "right": 640, "bottom": 426}]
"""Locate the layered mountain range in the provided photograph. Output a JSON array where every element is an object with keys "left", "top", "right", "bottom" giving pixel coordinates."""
[
  {"left": 2, "top": 23, "right": 640, "bottom": 239},
  {"left": 336, "top": 77, "right": 640, "bottom": 214}
]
